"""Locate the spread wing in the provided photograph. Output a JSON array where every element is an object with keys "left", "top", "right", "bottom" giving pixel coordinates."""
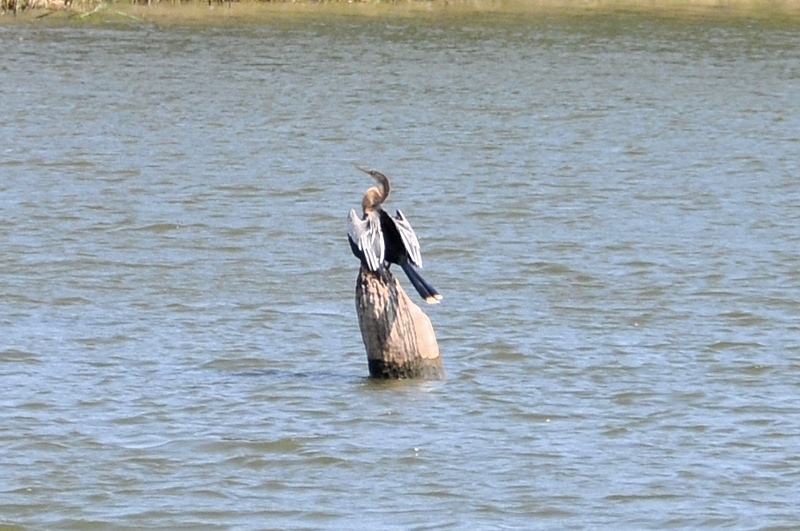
[
  {"left": 393, "top": 209, "right": 423, "bottom": 268},
  {"left": 347, "top": 209, "right": 384, "bottom": 271}
]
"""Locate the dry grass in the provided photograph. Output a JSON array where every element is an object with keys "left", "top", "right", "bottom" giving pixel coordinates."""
[{"left": 4, "top": 0, "right": 800, "bottom": 23}]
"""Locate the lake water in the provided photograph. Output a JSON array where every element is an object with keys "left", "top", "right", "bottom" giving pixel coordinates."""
[{"left": 1, "top": 8, "right": 799, "bottom": 529}]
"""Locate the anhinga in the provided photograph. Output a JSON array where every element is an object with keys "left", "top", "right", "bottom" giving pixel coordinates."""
[{"left": 347, "top": 165, "right": 443, "bottom": 305}]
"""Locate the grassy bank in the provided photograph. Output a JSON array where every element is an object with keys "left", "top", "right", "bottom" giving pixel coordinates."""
[{"left": 3, "top": 0, "right": 800, "bottom": 25}]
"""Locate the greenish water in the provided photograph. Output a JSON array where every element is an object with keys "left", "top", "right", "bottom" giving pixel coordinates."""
[{"left": 1, "top": 12, "right": 799, "bottom": 529}]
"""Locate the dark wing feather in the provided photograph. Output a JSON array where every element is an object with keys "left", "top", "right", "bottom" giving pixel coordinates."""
[
  {"left": 347, "top": 209, "right": 384, "bottom": 271},
  {"left": 393, "top": 209, "right": 423, "bottom": 268}
]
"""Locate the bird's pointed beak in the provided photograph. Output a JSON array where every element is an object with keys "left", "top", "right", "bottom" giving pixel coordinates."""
[{"left": 353, "top": 163, "right": 371, "bottom": 175}]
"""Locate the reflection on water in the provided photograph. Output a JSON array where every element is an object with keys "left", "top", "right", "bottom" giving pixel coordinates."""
[{"left": 1, "top": 11, "right": 799, "bottom": 529}]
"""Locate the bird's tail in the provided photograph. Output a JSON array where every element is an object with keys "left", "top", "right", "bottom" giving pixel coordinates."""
[{"left": 400, "top": 262, "right": 443, "bottom": 305}]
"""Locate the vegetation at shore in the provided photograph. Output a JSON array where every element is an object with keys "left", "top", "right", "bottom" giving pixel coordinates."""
[{"left": 3, "top": 0, "right": 799, "bottom": 24}]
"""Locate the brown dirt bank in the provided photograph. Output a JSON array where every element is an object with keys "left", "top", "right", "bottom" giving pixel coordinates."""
[{"left": 3, "top": 0, "right": 800, "bottom": 26}]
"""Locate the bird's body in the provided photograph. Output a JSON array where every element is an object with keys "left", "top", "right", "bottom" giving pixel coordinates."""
[{"left": 347, "top": 166, "right": 442, "bottom": 304}]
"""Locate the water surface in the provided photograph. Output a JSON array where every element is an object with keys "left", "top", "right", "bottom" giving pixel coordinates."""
[{"left": 1, "top": 11, "right": 799, "bottom": 529}]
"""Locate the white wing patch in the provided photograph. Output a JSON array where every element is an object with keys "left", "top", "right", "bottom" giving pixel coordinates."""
[
  {"left": 393, "top": 209, "right": 423, "bottom": 268},
  {"left": 347, "top": 209, "right": 385, "bottom": 271}
]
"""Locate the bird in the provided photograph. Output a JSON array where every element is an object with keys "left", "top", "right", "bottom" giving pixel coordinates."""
[{"left": 347, "top": 165, "right": 443, "bottom": 305}]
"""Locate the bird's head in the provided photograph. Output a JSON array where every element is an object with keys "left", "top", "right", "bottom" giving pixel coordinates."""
[{"left": 355, "top": 164, "right": 391, "bottom": 211}]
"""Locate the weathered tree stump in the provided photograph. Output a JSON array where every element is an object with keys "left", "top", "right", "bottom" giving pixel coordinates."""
[{"left": 355, "top": 265, "right": 444, "bottom": 379}]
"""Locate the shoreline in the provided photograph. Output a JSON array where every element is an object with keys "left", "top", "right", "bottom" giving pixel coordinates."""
[{"left": 3, "top": 0, "right": 800, "bottom": 25}]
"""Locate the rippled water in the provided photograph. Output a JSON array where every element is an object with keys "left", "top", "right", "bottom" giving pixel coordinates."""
[{"left": 2, "top": 10, "right": 799, "bottom": 529}]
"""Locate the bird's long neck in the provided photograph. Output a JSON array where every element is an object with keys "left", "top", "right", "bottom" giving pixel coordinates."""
[
  {"left": 362, "top": 173, "right": 391, "bottom": 214},
  {"left": 371, "top": 171, "right": 390, "bottom": 204}
]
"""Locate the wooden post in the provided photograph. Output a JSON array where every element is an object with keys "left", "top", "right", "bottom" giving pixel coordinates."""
[{"left": 355, "top": 265, "right": 444, "bottom": 379}]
